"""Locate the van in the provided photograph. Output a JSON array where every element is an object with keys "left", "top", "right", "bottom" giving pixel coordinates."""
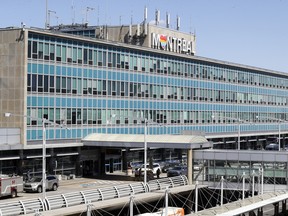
[{"left": 265, "top": 143, "right": 279, "bottom": 151}]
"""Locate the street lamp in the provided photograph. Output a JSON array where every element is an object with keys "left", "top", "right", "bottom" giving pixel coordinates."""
[
  {"left": 4, "top": 112, "right": 48, "bottom": 200},
  {"left": 212, "top": 114, "right": 249, "bottom": 150},
  {"left": 109, "top": 114, "right": 157, "bottom": 187},
  {"left": 256, "top": 115, "right": 286, "bottom": 151},
  {"left": 4, "top": 112, "right": 68, "bottom": 200}
]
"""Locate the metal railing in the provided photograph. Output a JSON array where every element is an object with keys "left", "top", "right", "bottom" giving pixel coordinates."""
[{"left": 0, "top": 176, "right": 188, "bottom": 216}]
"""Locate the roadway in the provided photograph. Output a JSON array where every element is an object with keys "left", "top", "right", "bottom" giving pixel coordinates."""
[{"left": 0, "top": 171, "right": 165, "bottom": 202}]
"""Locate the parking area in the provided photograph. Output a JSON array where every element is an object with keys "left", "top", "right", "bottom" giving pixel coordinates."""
[{"left": 0, "top": 171, "right": 171, "bottom": 202}]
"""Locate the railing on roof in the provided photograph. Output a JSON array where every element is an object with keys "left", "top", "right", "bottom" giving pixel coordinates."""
[{"left": 0, "top": 175, "right": 188, "bottom": 216}]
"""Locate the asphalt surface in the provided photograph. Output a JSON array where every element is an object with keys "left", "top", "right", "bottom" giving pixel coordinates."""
[{"left": 1, "top": 171, "right": 167, "bottom": 202}]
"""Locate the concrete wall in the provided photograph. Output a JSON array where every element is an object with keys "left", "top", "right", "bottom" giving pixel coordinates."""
[{"left": 0, "top": 28, "right": 27, "bottom": 145}]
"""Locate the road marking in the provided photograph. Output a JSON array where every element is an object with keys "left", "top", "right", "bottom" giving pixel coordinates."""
[{"left": 81, "top": 180, "right": 128, "bottom": 188}]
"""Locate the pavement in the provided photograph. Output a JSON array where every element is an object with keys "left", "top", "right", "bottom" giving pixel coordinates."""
[
  {"left": 58, "top": 170, "right": 167, "bottom": 187},
  {"left": 58, "top": 171, "right": 136, "bottom": 186}
]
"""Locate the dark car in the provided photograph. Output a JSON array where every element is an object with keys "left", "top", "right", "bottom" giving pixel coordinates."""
[
  {"left": 167, "top": 166, "right": 188, "bottom": 177},
  {"left": 162, "top": 162, "right": 179, "bottom": 173},
  {"left": 134, "top": 168, "right": 154, "bottom": 181},
  {"left": 265, "top": 143, "right": 279, "bottom": 151}
]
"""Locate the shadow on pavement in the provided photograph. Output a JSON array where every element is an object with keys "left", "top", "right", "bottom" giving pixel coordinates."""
[{"left": 83, "top": 171, "right": 136, "bottom": 181}]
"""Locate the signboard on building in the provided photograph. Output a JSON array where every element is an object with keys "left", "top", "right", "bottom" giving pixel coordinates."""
[{"left": 151, "top": 33, "right": 195, "bottom": 55}]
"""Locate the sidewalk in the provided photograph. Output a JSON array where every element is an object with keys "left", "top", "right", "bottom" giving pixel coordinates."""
[
  {"left": 59, "top": 171, "right": 135, "bottom": 186},
  {"left": 59, "top": 170, "right": 167, "bottom": 187}
]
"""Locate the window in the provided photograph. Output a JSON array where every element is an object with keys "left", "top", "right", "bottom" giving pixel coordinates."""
[{"left": 56, "top": 45, "right": 61, "bottom": 62}]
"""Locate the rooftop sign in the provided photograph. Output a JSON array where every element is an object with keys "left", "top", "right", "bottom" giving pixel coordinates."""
[{"left": 151, "top": 33, "right": 195, "bottom": 55}]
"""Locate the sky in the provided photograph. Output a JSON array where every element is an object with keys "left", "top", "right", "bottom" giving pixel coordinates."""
[{"left": 0, "top": 0, "right": 287, "bottom": 73}]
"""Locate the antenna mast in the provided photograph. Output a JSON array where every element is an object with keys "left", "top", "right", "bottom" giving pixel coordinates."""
[
  {"left": 45, "top": 0, "right": 48, "bottom": 29},
  {"left": 85, "top": 7, "right": 95, "bottom": 25},
  {"left": 71, "top": 0, "right": 75, "bottom": 24}
]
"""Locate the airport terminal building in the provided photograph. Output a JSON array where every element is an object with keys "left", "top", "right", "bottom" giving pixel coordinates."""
[{"left": 1, "top": 14, "right": 288, "bottom": 183}]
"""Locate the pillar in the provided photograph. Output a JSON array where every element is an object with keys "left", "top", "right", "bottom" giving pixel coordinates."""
[
  {"left": 48, "top": 148, "right": 54, "bottom": 174},
  {"left": 177, "top": 149, "right": 183, "bottom": 162},
  {"left": 75, "top": 147, "right": 82, "bottom": 177},
  {"left": 109, "top": 158, "right": 114, "bottom": 173},
  {"left": 161, "top": 148, "right": 166, "bottom": 161},
  {"left": 257, "top": 207, "right": 263, "bottom": 216},
  {"left": 274, "top": 203, "right": 279, "bottom": 215},
  {"left": 185, "top": 191, "right": 193, "bottom": 214},
  {"left": 122, "top": 150, "right": 128, "bottom": 171},
  {"left": 187, "top": 148, "right": 193, "bottom": 184},
  {"left": 16, "top": 150, "right": 24, "bottom": 175},
  {"left": 245, "top": 137, "right": 249, "bottom": 150},
  {"left": 98, "top": 148, "right": 106, "bottom": 175},
  {"left": 282, "top": 200, "right": 286, "bottom": 213}
]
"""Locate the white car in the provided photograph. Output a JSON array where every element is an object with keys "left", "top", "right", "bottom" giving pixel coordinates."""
[
  {"left": 140, "top": 163, "right": 161, "bottom": 175},
  {"left": 135, "top": 163, "right": 161, "bottom": 175}
]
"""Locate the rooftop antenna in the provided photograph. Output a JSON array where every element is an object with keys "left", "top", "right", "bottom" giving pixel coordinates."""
[
  {"left": 85, "top": 7, "right": 95, "bottom": 25},
  {"left": 55, "top": 16, "right": 59, "bottom": 25},
  {"left": 97, "top": 5, "right": 100, "bottom": 26},
  {"left": 155, "top": 9, "right": 160, "bottom": 25},
  {"left": 176, "top": 15, "right": 180, "bottom": 30},
  {"left": 48, "top": 10, "right": 56, "bottom": 28},
  {"left": 71, "top": 0, "right": 75, "bottom": 24},
  {"left": 131, "top": 10, "right": 133, "bottom": 24},
  {"left": 129, "top": 14, "right": 133, "bottom": 37},
  {"left": 45, "top": 0, "right": 48, "bottom": 29},
  {"left": 144, "top": 6, "right": 148, "bottom": 23},
  {"left": 166, "top": 12, "right": 170, "bottom": 28},
  {"left": 189, "top": 16, "right": 192, "bottom": 34},
  {"left": 143, "top": 6, "right": 148, "bottom": 35}
]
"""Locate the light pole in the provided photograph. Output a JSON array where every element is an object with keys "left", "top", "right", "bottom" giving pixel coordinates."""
[
  {"left": 237, "top": 118, "right": 240, "bottom": 150},
  {"left": 143, "top": 118, "right": 148, "bottom": 187},
  {"left": 278, "top": 121, "right": 281, "bottom": 151},
  {"left": 109, "top": 114, "right": 156, "bottom": 187},
  {"left": 4, "top": 112, "right": 68, "bottom": 200},
  {"left": 212, "top": 114, "right": 247, "bottom": 150},
  {"left": 256, "top": 115, "right": 285, "bottom": 151},
  {"left": 4, "top": 113, "right": 47, "bottom": 200}
]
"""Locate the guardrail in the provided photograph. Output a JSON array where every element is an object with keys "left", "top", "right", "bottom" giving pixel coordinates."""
[{"left": 0, "top": 176, "right": 188, "bottom": 216}]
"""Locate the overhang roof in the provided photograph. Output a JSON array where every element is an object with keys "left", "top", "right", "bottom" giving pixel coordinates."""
[{"left": 82, "top": 133, "right": 211, "bottom": 149}]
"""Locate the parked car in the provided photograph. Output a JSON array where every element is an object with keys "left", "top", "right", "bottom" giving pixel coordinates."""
[
  {"left": 135, "top": 163, "right": 161, "bottom": 176},
  {"left": 265, "top": 143, "right": 279, "bottom": 151},
  {"left": 162, "top": 162, "right": 179, "bottom": 173},
  {"left": 23, "top": 175, "right": 59, "bottom": 193},
  {"left": 134, "top": 168, "right": 155, "bottom": 181},
  {"left": 167, "top": 166, "right": 188, "bottom": 177}
]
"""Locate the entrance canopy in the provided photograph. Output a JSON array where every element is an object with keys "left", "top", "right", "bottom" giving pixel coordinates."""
[{"left": 82, "top": 134, "right": 211, "bottom": 149}]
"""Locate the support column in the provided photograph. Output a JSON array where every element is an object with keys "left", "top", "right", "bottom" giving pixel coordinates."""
[
  {"left": 109, "top": 158, "right": 114, "bottom": 173},
  {"left": 256, "top": 137, "right": 260, "bottom": 150},
  {"left": 48, "top": 148, "right": 54, "bottom": 174},
  {"left": 177, "top": 149, "right": 182, "bottom": 162},
  {"left": 75, "top": 147, "right": 82, "bottom": 177},
  {"left": 245, "top": 137, "right": 249, "bottom": 150},
  {"left": 282, "top": 200, "right": 286, "bottom": 213},
  {"left": 257, "top": 207, "right": 263, "bottom": 216},
  {"left": 274, "top": 203, "right": 279, "bottom": 215},
  {"left": 122, "top": 150, "right": 128, "bottom": 171},
  {"left": 99, "top": 148, "right": 106, "bottom": 175},
  {"left": 185, "top": 191, "right": 193, "bottom": 214},
  {"left": 16, "top": 150, "right": 24, "bottom": 175},
  {"left": 187, "top": 149, "right": 193, "bottom": 185}
]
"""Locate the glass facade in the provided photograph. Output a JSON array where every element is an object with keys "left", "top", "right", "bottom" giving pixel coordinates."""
[
  {"left": 26, "top": 31, "right": 288, "bottom": 143},
  {"left": 194, "top": 150, "right": 288, "bottom": 190}
]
